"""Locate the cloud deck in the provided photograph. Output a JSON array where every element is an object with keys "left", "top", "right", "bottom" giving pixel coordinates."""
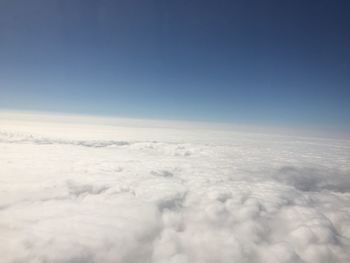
[{"left": 0, "top": 116, "right": 350, "bottom": 263}]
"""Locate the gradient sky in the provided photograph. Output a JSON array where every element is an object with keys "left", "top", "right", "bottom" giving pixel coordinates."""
[{"left": 0, "top": 0, "right": 349, "bottom": 128}]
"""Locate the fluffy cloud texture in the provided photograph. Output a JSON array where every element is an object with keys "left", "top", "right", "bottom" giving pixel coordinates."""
[{"left": 0, "top": 113, "right": 350, "bottom": 263}]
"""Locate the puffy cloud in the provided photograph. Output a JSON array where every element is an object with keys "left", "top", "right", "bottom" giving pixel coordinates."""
[{"left": 0, "top": 116, "right": 350, "bottom": 263}]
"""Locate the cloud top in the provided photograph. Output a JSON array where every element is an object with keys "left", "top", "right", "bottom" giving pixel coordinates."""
[{"left": 0, "top": 116, "right": 350, "bottom": 263}]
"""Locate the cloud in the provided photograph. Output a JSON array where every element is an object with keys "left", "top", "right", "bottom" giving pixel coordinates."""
[
  {"left": 0, "top": 118, "right": 350, "bottom": 263},
  {"left": 273, "top": 166, "right": 350, "bottom": 193}
]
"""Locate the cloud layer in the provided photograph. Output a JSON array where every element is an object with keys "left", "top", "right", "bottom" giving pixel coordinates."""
[{"left": 0, "top": 117, "right": 350, "bottom": 263}]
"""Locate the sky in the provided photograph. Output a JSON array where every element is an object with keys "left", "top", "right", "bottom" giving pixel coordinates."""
[{"left": 0, "top": 0, "right": 349, "bottom": 129}]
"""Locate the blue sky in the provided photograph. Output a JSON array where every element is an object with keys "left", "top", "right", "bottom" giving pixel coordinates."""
[{"left": 0, "top": 0, "right": 349, "bottom": 128}]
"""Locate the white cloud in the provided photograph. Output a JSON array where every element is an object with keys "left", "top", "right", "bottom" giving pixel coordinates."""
[{"left": 0, "top": 113, "right": 350, "bottom": 262}]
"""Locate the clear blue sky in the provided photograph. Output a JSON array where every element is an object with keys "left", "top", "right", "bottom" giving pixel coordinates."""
[{"left": 0, "top": 0, "right": 349, "bottom": 128}]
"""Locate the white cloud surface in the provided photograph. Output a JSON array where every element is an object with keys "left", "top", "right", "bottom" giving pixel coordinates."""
[{"left": 0, "top": 112, "right": 350, "bottom": 263}]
